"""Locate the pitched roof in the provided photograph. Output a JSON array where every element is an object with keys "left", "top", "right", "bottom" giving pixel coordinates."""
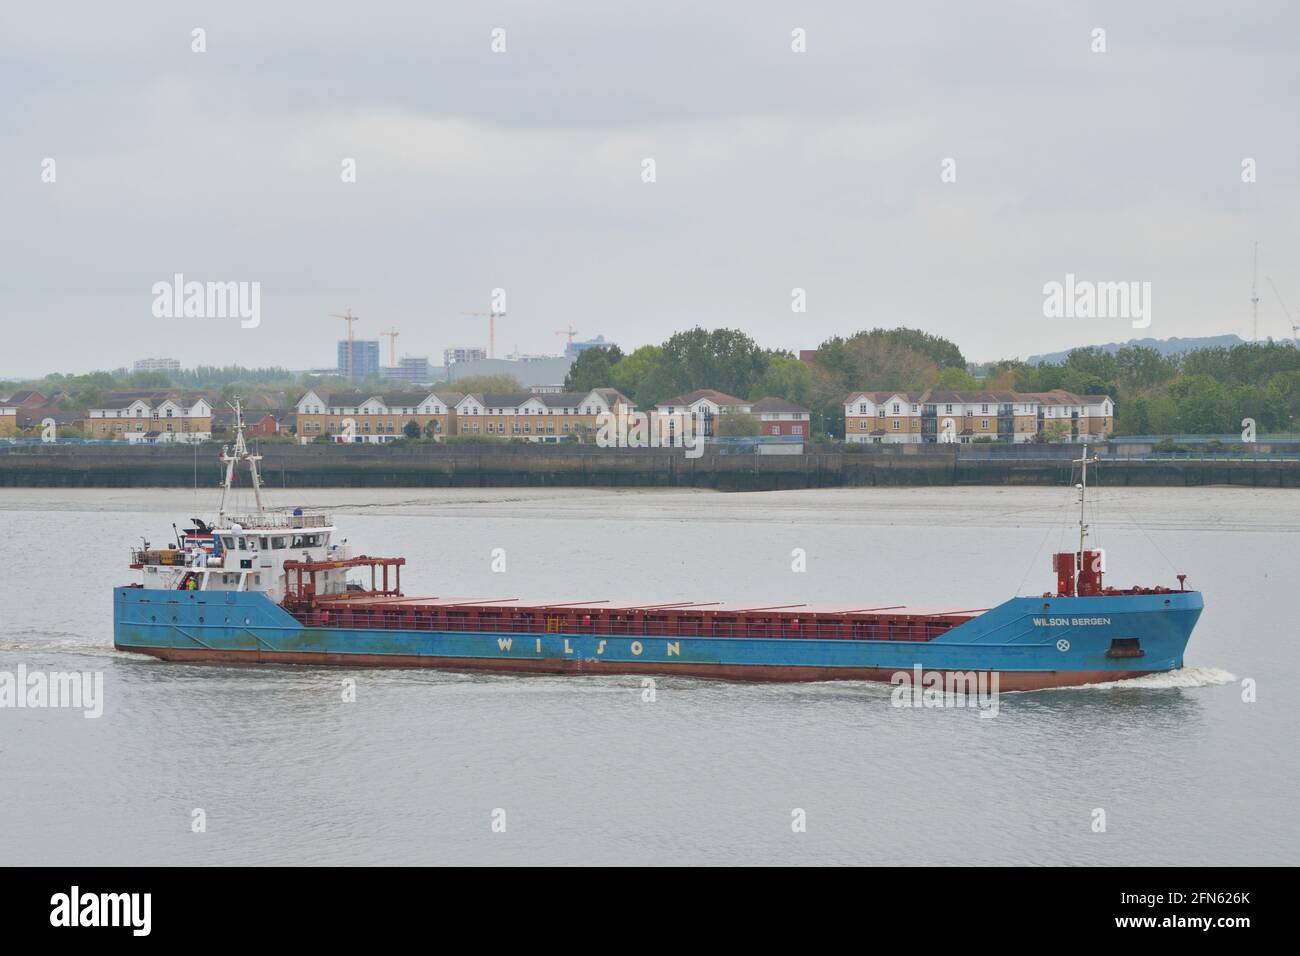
[
  {"left": 1015, "top": 389, "right": 1111, "bottom": 405},
  {"left": 93, "top": 390, "right": 209, "bottom": 409},
  {"left": 535, "top": 392, "right": 591, "bottom": 408},
  {"left": 465, "top": 392, "right": 592, "bottom": 409},
  {"left": 925, "top": 390, "right": 1020, "bottom": 404},
  {"left": 590, "top": 387, "right": 633, "bottom": 406},
  {"left": 474, "top": 393, "right": 532, "bottom": 407},
  {"left": 310, "top": 390, "right": 442, "bottom": 408},
  {"left": 844, "top": 391, "right": 923, "bottom": 404},
  {"left": 658, "top": 389, "right": 749, "bottom": 407}
]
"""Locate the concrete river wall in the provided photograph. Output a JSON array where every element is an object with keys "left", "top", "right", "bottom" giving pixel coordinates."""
[{"left": 2, "top": 442, "right": 1298, "bottom": 490}]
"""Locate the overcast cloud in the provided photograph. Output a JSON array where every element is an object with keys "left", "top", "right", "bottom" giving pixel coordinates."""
[{"left": 2, "top": 1, "right": 1298, "bottom": 377}]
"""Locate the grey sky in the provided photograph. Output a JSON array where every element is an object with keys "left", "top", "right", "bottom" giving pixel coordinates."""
[{"left": 3, "top": 0, "right": 1298, "bottom": 378}]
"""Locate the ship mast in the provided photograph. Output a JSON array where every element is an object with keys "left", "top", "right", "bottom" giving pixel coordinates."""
[
  {"left": 1073, "top": 451, "right": 1096, "bottom": 597},
  {"left": 217, "top": 399, "right": 265, "bottom": 523}
]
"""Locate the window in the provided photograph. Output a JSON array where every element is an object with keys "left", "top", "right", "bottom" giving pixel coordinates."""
[
  {"left": 259, "top": 537, "right": 269, "bottom": 550},
  {"left": 793, "top": 426, "right": 803, "bottom": 435},
  {"left": 891, "top": 420, "right": 900, "bottom": 430},
  {"left": 272, "top": 537, "right": 288, "bottom": 549},
  {"left": 981, "top": 419, "right": 989, "bottom": 429},
  {"left": 981, "top": 404, "right": 988, "bottom": 413},
  {"left": 859, "top": 404, "right": 867, "bottom": 414},
  {"left": 892, "top": 403, "right": 900, "bottom": 414}
]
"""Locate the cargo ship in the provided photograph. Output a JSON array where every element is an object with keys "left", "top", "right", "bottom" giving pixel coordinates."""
[{"left": 114, "top": 406, "right": 1202, "bottom": 690}]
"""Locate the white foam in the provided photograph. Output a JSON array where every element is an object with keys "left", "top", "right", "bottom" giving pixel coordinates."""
[{"left": 1064, "top": 666, "right": 1237, "bottom": 691}]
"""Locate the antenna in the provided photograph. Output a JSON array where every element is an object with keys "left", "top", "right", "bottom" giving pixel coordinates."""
[
  {"left": 461, "top": 309, "right": 506, "bottom": 359},
  {"left": 380, "top": 326, "right": 400, "bottom": 367},
  {"left": 217, "top": 398, "right": 264, "bottom": 522},
  {"left": 1251, "top": 242, "right": 1260, "bottom": 343},
  {"left": 1072, "top": 451, "right": 1096, "bottom": 597},
  {"left": 331, "top": 309, "right": 360, "bottom": 378}
]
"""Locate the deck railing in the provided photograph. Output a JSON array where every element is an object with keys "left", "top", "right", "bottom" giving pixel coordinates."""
[
  {"left": 287, "top": 607, "right": 962, "bottom": 642},
  {"left": 224, "top": 513, "right": 331, "bottom": 530}
]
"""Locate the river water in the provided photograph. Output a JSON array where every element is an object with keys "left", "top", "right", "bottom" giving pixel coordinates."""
[{"left": 0, "top": 486, "right": 1295, "bottom": 865}]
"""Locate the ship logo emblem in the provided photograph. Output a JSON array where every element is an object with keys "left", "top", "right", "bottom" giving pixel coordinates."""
[{"left": 1056, "top": 639, "right": 1071, "bottom": 652}]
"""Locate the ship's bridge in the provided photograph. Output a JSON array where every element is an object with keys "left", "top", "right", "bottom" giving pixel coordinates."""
[
  {"left": 127, "top": 403, "right": 361, "bottom": 602},
  {"left": 131, "top": 511, "right": 350, "bottom": 602}
]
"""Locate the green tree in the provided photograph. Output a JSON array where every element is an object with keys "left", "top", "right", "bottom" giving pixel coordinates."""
[
  {"left": 403, "top": 420, "right": 421, "bottom": 439},
  {"left": 1114, "top": 346, "right": 1178, "bottom": 392},
  {"left": 748, "top": 355, "right": 811, "bottom": 405},
  {"left": 656, "top": 327, "right": 778, "bottom": 399},
  {"left": 1063, "top": 346, "right": 1119, "bottom": 382},
  {"left": 1039, "top": 420, "right": 1069, "bottom": 442},
  {"left": 609, "top": 345, "right": 664, "bottom": 402},
  {"left": 564, "top": 345, "right": 624, "bottom": 391},
  {"left": 716, "top": 412, "right": 760, "bottom": 437},
  {"left": 933, "top": 367, "right": 982, "bottom": 390}
]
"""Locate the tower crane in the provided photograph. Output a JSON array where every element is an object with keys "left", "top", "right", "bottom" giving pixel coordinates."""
[
  {"left": 461, "top": 309, "right": 506, "bottom": 359},
  {"left": 331, "top": 309, "right": 360, "bottom": 378},
  {"left": 1266, "top": 276, "right": 1299, "bottom": 343},
  {"left": 380, "top": 326, "right": 400, "bottom": 367}
]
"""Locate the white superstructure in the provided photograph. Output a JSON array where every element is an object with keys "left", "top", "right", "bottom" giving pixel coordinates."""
[{"left": 129, "top": 401, "right": 353, "bottom": 602}]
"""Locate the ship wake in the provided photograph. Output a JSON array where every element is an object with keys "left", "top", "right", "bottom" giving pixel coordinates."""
[{"left": 1065, "top": 666, "right": 1236, "bottom": 691}]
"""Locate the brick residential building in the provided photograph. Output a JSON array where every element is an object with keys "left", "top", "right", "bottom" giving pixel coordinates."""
[{"left": 844, "top": 389, "right": 1113, "bottom": 443}]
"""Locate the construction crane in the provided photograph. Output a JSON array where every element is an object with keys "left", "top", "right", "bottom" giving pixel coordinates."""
[
  {"left": 461, "top": 309, "right": 505, "bottom": 359},
  {"left": 379, "top": 326, "right": 400, "bottom": 367},
  {"left": 1266, "top": 276, "right": 1299, "bottom": 343},
  {"left": 331, "top": 309, "right": 360, "bottom": 378},
  {"left": 1251, "top": 241, "right": 1260, "bottom": 343},
  {"left": 555, "top": 326, "right": 579, "bottom": 352}
]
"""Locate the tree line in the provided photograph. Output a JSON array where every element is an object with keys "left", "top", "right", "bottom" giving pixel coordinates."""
[
  {"left": 565, "top": 329, "right": 1300, "bottom": 437},
  {"left": 8, "top": 333, "right": 1299, "bottom": 437}
]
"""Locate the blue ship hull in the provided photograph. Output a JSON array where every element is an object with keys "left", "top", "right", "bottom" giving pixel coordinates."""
[{"left": 113, "top": 587, "right": 1202, "bottom": 690}]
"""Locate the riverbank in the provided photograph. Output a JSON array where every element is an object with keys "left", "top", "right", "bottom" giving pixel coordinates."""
[{"left": 2, "top": 442, "right": 1298, "bottom": 489}]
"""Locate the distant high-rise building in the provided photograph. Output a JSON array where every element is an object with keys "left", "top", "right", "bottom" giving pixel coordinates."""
[
  {"left": 443, "top": 346, "right": 487, "bottom": 368},
  {"left": 381, "top": 356, "right": 432, "bottom": 384},
  {"left": 133, "top": 357, "right": 181, "bottom": 373},
  {"left": 338, "top": 340, "right": 380, "bottom": 379},
  {"left": 566, "top": 335, "right": 613, "bottom": 359}
]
